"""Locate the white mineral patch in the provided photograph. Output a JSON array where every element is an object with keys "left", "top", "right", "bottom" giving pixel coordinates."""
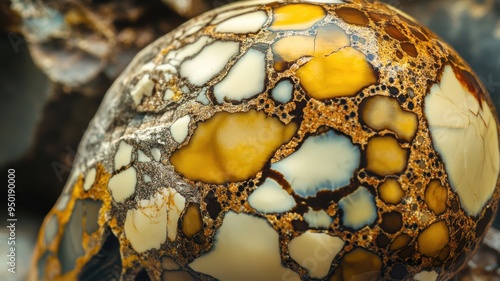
[
  {"left": 214, "top": 49, "right": 266, "bottom": 103},
  {"left": 130, "top": 74, "right": 155, "bottom": 105},
  {"left": 114, "top": 140, "right": 133, "bottom": 170},
  {"left": 413, "top": 270, "right": 439, "bottom": 281},
  {"left": 124, "top": 187, "right": 185, "bottom": 253},
  {"left": 211, "top": 6, "right": 257, "bottom": 24},
  {"left": 164, "top": 88, "right": 175, "bottom": 101},
  {"left": 156, "top": 63, "right": 177, "bottom": 74},
  {"left": 180, "top": 41, "right": 240, "bottom": 86},
  {"left": 288, "top": 232, "right": 344, "bottom": 278},
  {"left": 175, "top": 36, "right": 211, "bottom": 63},
  {"left": 196, "top": 88, "right": 210, "bottom": 105},
  {"left": 248, "top": 178, "right": 296, "bottom": 213},
  {"left": 139, "top": 62, "right": 155, "bottom": 72},
  {"left": 425, "top": 65, "right": 500, "bottom": 216},
  {"left": 170, "top": 115, "right": 191, "bottom": 143},
  {"left": 303, "top": 208, "right": 332, "bottom": 229},
  {"left": 137, "top": 150, "right": 151, "bottom": 162},
  {"left": 83, "top": 168, "right": 97, "bottom": 191},
  {"left": 189, "top": 211, "right": 301, "bottom": 281},
  {"left": 108, "top": 167, "right": 137, "bottom": 203},
  {"left": 272, "top": 79, "right": 294, "bottom": 103},
  {"left": 143, "top": 174, "right": 152, "bottom": 183},
  {"left": 271, "top": 130, "right": 360, "bottom": 198},
  {"left": 215, "top": 11, "right": 267, "bottom": 34},
  {"left": 338, "top": 186, "right": 376, "bottom": 230},
  {"left": 151, "top": 148, "right": 161, "bottom": 161}
]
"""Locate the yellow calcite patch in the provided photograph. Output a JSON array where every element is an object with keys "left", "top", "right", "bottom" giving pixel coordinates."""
[
  {"left": 330, "top": 247, "right": 382, "bottom": 281},
  {"left": 273, "top": 23, "right": 349, "bottom": 62},
  {"left": 378, "top": 178, "right": 404, "bottom": 204},
  {"left": 424, "top": 180, "right": 447, "bottom": 215},
  {"left": 417, "top": 220, "right": 449, "bottom": 256},
  {"left": 297, "top": 47, "right": 376, "bottom": 99},
  {"left": 366, "top": 136, "right": 409, "bottom": 176},
  {"left": 271, "top": 4, "right": 325, "bottom": 31},
  {"left": 182, "top": 203, "right": 203, "bottom": 238},
  {"left": 360, "top": 96, "right": 418, "bottom": 142},
  {"left": 389, "top": 233, "right": 411, "bottom": 251},
  {"left": 170, "top": 110, "right": 297, "bottom": 184}
]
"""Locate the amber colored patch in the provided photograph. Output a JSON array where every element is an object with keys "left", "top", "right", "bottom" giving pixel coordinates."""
[
  {"left": 368, "top": 12, "right": 391, "bottom": 23},
  {"left": 365, "top": 136, "right": 409, "bottom": 176},
  {"left": 359, "top": 96, "right": 418, "bottom": 142},
  {"left": 271, "top": 4, "right": 325, "bottom": 31},
  {"left": 330, "top": 247, "right": 382, "bottom": 281},
  {"left": 335, "top": 7, "right": 369, "bottom": 26},
  {"left": 417, "top": 220, "right": 449, "bottom": 256},
  {"left": 170, "top": 110, "right": 298, "bottom": 184},
  {"left": 273, "top": 23, "right": 349, "bottom": 62},
  {"left": 378, "top": 178, "right": 404, "bottom": 205},
  {"left": 409, "top": 27, "right": 427, "bottom": 41},
  {"left": 400, "top": 42, "right": 417, "bottom": 57},
  {"left": 297, "top": 47, "right": 376, "bottom": 99},
  {"left": 425, "top": 180, "right": 447, "bottom": 215},
  {"left": 385, "top": 23, "right": 408, "bottom": 41},
  {"left": 380, "top": 211, "right": 403, "bottom": 234},
  {"left": 389, "top": 233, "right": 411, "bottom": 251},
  {"left": 182, "top": 203, "right": 202, "bottom": 238}
]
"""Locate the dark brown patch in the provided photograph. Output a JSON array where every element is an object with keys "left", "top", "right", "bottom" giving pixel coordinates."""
[
  {"left": 400, "top": 42, "right": 417, "bottom": 57},
  {"left": 335, "top": 7, "right": 370, "bottom": 26},
  {"left": 381, "top": 211, "right": 403, "bottom": 234},
  {"left": 385, "top": 23, "right": 408, "bottom": 41}
]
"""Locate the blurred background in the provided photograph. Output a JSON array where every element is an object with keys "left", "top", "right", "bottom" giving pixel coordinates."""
[{"left": 0, "top": 0, "right": 499, "bottom": 280}]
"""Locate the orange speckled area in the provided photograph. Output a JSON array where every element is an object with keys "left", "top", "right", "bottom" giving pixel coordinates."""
[{"left": 31, "top": 0, "right": 500, "bottom": 280}]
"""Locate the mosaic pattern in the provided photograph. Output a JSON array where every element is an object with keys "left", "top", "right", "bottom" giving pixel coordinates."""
[{"left": 30, "top": 0, "right": 500, "bottom": 280}]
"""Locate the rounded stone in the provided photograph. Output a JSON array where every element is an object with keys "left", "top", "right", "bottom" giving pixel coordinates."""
[{"left": 30, "top": 1, "right": 500, "bottom": 280}]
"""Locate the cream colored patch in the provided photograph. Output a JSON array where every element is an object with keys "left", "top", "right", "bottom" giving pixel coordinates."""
[
  {"left": 143, "top": 174, "right": 152, "bottom": 183},
  {"left": 211, "top": 6, "right": 257, "bottom": 24},
  {"left": 189, "top": 211, "right": 301, "bottom": 281},
  {"left": 108, "top": 167, "right": 137, "bottom": 203},
  {"left": 114, "top": 140, "right": 133, "bottom": 170},
  {"left": 271, "top": 130, "right": 360, "bottom": 198},
  {"left": 137, "top": 150, "right": 151, "bottom": 162},
  {"left": 272, "top": 79, "right": 294, "bottom": 103},
  {"left": 214, "top": 49, "right": 266, "bottom": 103},
  {"left": 248, "top": 178, "right": 296, "bottom": 213},
  {"left": 413, "top": 270, "right": 439, "bottom": 281},
  {"left": 151, "top": 148, "right": 161, "bottom": 161},
  {"left": 180, "top": 41, "right": 240, "bottom": 86},
  {"left": 170, "top": 115, "right": 191, "bottom": 143},
  {"left": 303, "top": 208, "right": 332, "bottom": 229},
  {"left": 196, "top": 88, "right": 210, "bottom": 105},
  {"left": 425, "top": 65, "right": 500, "bottom": 216},
  {"left": 124, "top": 188, "right": 185, "bottom": 253},
  {"left": 288, "top": 232, "right": 344, "bottom": 279},
  {"left": 83, "top": 168, "right": 96, "bottom": 191},
  {"left": 216, "top": 11, "right": 267, "bottom": 34},
  {"left": 338, "top": 186, "right": 377, "bottom": 230},
  {"left": 130, "top": 74, "right": 155, "bottom": 105},
  {"left": 174, "top": 36, "right": 211, "bottom": 63}
]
